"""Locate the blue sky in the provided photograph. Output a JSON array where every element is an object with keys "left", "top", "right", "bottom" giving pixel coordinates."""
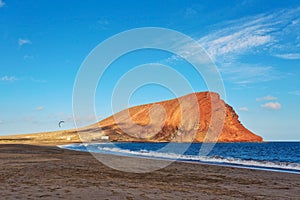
[{"left": 0, "top": 0, "right": 300, "bottom": 141}]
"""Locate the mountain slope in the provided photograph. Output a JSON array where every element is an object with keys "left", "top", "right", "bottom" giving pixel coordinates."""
[{"left": 84, "top": 92, "right": 262, "bottom": 142}]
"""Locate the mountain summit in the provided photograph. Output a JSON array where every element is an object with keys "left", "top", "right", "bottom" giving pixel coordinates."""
[{"left": 83, "top": 92, "right": 262, "bottom": 142}]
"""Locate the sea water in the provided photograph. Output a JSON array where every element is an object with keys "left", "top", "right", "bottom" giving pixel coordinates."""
[{"left": 60, "top": 142, "right": 300, "bottom": 174}]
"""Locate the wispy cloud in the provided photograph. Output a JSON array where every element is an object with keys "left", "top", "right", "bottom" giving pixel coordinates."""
[
  {"left": 238, "top": 107, "right": 249, "bottom": 111},
  {"left": 18, "top": 38, "right": 31, "bottom": 47},
  {"left": 256, "top": 95, "right": 278, "bottom": 101},
  {"left": 196, "top": 11, "right": 284, "bottom": 61},
  {"left": 199, "top": 27, "right": 271, "bottom": 61},
  {"left": 30, "top": 77, "right": 47, "bottom": 83},
  {"left": 289, "top": 90, "right": 300, "bottom": 96},
  {"left": 165, "top": 7, "right": 300, "bottom": 86},
  {"left": 220, "top": 63, "right": 282, "bottom": 84},
  {"left": 0, "top": 76, "right": 47, "bottom": 84},
  {"left": 0, "top": 0, "right": 5, "bottom": 8},
  {"left": 184, "top": 8, "right": 198, "bottom": 19},
  {"left": 23, "top": 54, "right": 34, "bottom": 60},
  {"left": 274, "top": 53, "right": 300, "bottom": 60},
  {"left": 261, "top": 102, "right": 281, "bottom": 110},
  {"left": 202, "top": 7, "right": 300, "bottom": 59},
  {"left": 35, "top": 106, "right": 44, "bottom": 111},
  {"left": 97, "top": 18, "right": 110, "bottom": 30},
  {"left": 0, "top": 75, "right": 18, "bottom": 82}
]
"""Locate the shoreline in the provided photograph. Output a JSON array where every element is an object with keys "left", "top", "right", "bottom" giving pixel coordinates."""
[
  {"left": 59, "top": 142, "right": 300, "bottom": 175},
  {"left": 1, "top": 143, "right": 299, "bottom": 199}
]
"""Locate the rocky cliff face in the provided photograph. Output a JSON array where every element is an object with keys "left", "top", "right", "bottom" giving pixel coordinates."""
[{"left": 85, "top": 92, "right": 262, "bottom": 142}]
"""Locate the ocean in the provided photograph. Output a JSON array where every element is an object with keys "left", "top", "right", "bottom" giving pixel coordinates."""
[{"left": 60, "top": 142, "right": 300, "bottom": 174}]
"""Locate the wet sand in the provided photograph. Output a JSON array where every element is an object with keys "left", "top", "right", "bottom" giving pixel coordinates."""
[{"left": 0, "top": 144, "right": 299, "bottom": 199}]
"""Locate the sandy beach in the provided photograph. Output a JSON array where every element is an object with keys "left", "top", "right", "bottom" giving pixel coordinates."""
[{"left": 0, "top": 143, "right": 299, "bottom": 199}]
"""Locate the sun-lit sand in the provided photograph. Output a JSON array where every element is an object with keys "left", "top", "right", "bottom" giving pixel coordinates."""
[
  {"left": 0, "top": 130, "right": 81, "bottom": 145},
  {"left": 0, "top": 132, "right": 299, "bottom": 199}
]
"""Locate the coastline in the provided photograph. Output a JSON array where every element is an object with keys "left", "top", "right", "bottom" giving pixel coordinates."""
[
  {"left": 0, "top": 143, "right": 299, "bottom": 199},
  {"left": 59, "top": 142, "right": 300, "bottom": 174}
]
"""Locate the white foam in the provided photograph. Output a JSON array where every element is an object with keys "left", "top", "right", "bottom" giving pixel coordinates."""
[
  {"left": 95, "top": 146, "right": 300, "bottom": 172},
  {"left": 59, "top": 144, "right": 300, "bottom": 173}
]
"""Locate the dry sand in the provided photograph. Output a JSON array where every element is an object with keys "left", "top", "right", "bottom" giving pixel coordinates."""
[{"left": 0, "top": 143, "right": 299, "bottom": 199}]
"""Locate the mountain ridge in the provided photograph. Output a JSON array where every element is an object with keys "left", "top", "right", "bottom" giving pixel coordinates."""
[{"left": 84, "top": 91, "right": 263, "bottom": 142}]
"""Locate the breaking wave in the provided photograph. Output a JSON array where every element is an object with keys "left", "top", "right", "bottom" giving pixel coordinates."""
[{"left": 59, "top": 143, "right": 300, "bottom": 174}]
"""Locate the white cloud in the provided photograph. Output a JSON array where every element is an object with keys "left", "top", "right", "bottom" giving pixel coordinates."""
[
  {"left": 238, "top": 107, "right": 249, "bottom": 111},
  {"left": 198, "top": 7, "right": 300, "bottom": 61},
  {"left": 256, "top": 95, "right": 278, "bottom": 101},
  {"left": 35, "top": 106, "right": 44, "bottom": 111},
  {"left": 30, "top": 77, "right": 47, "bottom": 83},
  {"left": 220, "top": 64, "right": 281, "bottom": 85},
  {"left": 163, "top": 7, "right": 300, "bottom": 86},
  {"left": 197, "top": 13, "right": 277, "bottom": 61},
  {"left": 184, "top": 8, "right": 198, "bottom": 19},
  {"left": 0, "top": 76, "right": 48, "bottom": 84},
  {"left": 18, "top": 38, "right": 31, "bottom": 47},
  {"left": 97, "top": 18, "right": 110, "bottom": 30},
  {"left": 261, "top": 102, "right": 282, "bottom": 110},
  {"left": 200, "top": 31, "right": 271, "bottom": 61},
  {"left": 0, "top": 120, "right": 3, "bottom": 124},
  {"left": 289, "top": 90, "right": 300, "bottom": 96},
  {"left": 23, "top": 54, "right": 34, "bottom": 60},
  {"left": 0, "top": 75, "right": 18, "bottom": 82},
  {"left": 274, "top": 53, "right": 300, "bottom": 60},
  {"left": 0, "top": 0, "right": 5, "bottom": 7}
]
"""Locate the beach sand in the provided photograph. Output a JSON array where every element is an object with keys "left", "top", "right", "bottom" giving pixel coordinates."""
[{"left": 0, "top": 144, "right": 299, "bottom": 199}]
